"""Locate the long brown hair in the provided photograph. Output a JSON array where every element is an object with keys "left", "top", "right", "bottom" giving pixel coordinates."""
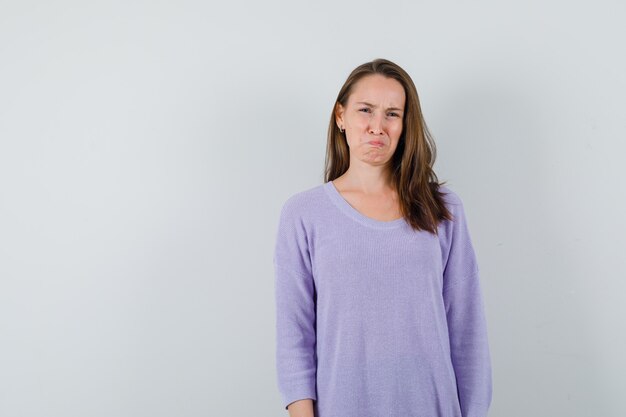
[{"left": 324, "top": 58, "right": 453, "bottom": 234}]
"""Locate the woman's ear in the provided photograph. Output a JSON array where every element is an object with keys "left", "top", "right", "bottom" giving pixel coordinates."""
[{"left": 334, "top": 102, "right": 344, "bottom": 129}]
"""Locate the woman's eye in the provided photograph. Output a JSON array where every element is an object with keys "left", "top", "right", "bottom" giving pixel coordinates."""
[{"left": 359, "top": 108, "right": 399, "bottom": 117}]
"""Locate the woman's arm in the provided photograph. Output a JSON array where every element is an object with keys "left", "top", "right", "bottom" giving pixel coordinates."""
[
  {"left": 287, "top": 399, "right": 315, "bottom": 417},
  {"left": 274, "top": 197, "right": 318, "bottom": 411},
  {"left": 440, "top": 194, "right": 493, "bottom": 417}
]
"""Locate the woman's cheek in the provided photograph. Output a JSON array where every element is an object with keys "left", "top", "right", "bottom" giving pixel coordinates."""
[{"left": 390, "top": 123, "right": 401, "bottom": 136}]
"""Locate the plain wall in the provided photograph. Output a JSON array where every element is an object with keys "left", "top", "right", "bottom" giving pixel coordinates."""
[{"left": 1, "top": 1, "right": 625, "bottom": 416}]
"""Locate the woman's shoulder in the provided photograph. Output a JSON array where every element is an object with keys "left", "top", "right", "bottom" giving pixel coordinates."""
[
  {"left": 435, "top": 183, "right": 463, "bottom": 207},
  {"left": 434, "top": 183, "right": 472, "bottom": 231},
  {"left": 278, "top": 183, "right": 326, "bottom": 219}
]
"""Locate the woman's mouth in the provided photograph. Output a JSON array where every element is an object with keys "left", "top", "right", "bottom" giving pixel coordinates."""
[{"left": 368, "top": 140, "right": 384, "bottom": 147}]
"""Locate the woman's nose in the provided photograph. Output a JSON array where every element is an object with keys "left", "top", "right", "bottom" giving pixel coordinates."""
[{"left": 369, "top": 114, "right": 384, "bottom": 134}]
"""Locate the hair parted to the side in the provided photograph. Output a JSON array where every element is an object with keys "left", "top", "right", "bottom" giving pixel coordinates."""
[{"left": 323, "top": 58, "right": 453, "bottom": 234}]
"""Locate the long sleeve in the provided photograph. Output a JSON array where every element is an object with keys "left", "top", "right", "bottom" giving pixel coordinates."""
[
  {"left": 441, "top": 197, "right": 493, "bottom": 417},
  {"left": 273, "top": 197, "right": 317, "bottom": 410}
]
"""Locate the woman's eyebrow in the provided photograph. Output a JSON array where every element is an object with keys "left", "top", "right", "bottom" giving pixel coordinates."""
[{"left": 355, "top": 101, "right": 403, "bottom": 112}]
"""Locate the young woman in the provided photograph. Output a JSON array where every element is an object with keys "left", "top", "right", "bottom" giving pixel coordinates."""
[{"left": 274, "top": 58, "right": 492, "bottom": 417}]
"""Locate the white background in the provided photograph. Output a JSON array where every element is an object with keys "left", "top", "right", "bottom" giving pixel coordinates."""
[{"left": 1, "top": 1, "right": 625, "bottom": 416}]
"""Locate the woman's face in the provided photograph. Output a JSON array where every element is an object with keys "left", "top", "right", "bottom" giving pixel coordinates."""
[{"left": 335, "top": 74, "right": 405, "bottom": 167}]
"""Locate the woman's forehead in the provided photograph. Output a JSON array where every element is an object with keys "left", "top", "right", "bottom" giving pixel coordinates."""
[{"left": 349, "top": 76, "right": 405, "bottom": 107}]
